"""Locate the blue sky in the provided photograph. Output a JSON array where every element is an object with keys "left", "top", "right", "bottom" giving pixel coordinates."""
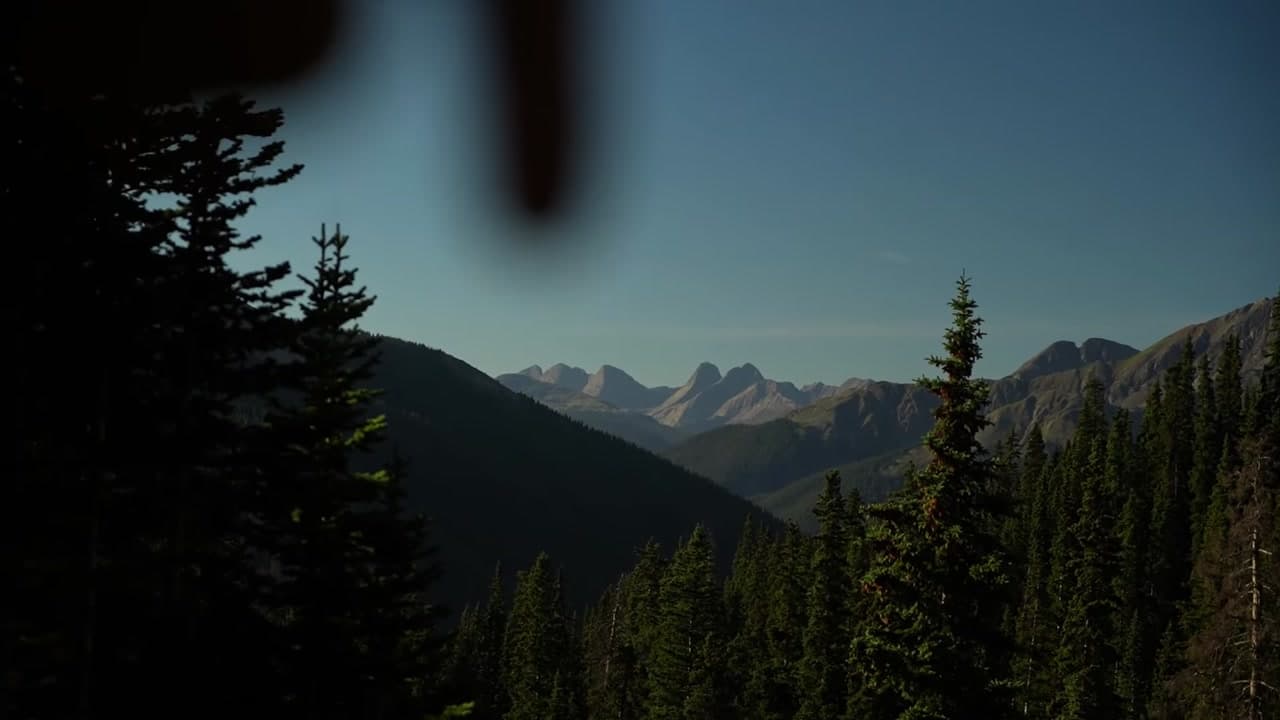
[{"left": 237, "top": 0, "right": 1280, "bottom": 387}]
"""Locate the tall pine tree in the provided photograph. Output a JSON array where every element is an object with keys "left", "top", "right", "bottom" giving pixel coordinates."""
[
  {"left": 849, "top": 274, "right": 1013, "bottom": 719},
  {"left": 797, "top": 471, "right": 849, "bottom": 720}
]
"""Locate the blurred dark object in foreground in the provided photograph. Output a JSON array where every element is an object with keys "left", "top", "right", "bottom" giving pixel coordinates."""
[
  {"left": 9, "top": 0, "right": 343, "bottom": 101},
  {"left": 484, "top": 0, "right": 580, "bottom": 220},
  {"left": 8, "top": 0, "right": 583, "bottom": 224}
]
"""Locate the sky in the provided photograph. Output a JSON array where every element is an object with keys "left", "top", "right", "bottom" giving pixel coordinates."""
[{"left": 237, "top": 0, "right": 1280, "bottom": 387}]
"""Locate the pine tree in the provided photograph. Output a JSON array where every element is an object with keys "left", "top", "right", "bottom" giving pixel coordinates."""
[
  {"left": 1190, "top": 354, "right": 1221, "bottom": 559},
  {"left": 354, "top": 450, "right": 447, "bottom": 717},
  {"left": 620, "top": 540, "right": 667, "bottom": 719},
  {"left": 1113, "top": 417, "right": 1154, "bottom": 719},
  {"left": 444, "top": 604, "right": 481, "bottom": 707},
  {"left": 647, "top": 526, "right": 723, "bottom": 720},
  {"left": 475, "top": 564, "right": 510, "bottom": 719},
  {"left": 1260, "top": 292, "right": 1280, "bottom": 431},
  {"left": 995, "top": 428, "right": 1026, "bottom": 595},
  {"left": 1052, "top": 397, "right": 1120, "bottom": 719},
  {"left": 1151, "top": 339, "right": 1197, "bottom": 609},
  {"left": 723, "top": 518, "right": 774, "bottom": 720},
  {"left": 549, "top": 570, "right": 587, "bottom": 720},
  {"left": 584, "top": 581, "right": 636, "bottom": 720},
  {"left": 797, "top": 471, "right": 849, "bottom": 720},
  {"left": 1018, "top": 426, "right": 1049, "bottom": 554},
  {"left": 264, "top": 225, "right": 413, "bottom": 720},
  {"left": 6, "top": 68, "right": 457, "bottom": 720},
  {"left": 765, "top": 521, "right": 809, "bottom": 719},
  {"left": 503, "top": 553, "right": 565, "bottom": 720},
  {"left": 5, "top": 72, "right": 188, "bottom": 719},
  {"left": 849, "top": 274, "right": 1013, "bottom": 719},
  {"left": 842, "top": 486, "right": 872, "bottom": 720},
  {"left": 1216, "top": 335, "right": 1244, "bottom": 470},
  {"left": 1145, "top": 341, "right": 1199, "bottom": 706},
  {"left": 1044, "top": 446, "right": 1078, "bottom": 675},
  {"left": 1013, "top": 446, "right": 1057, "bottom": 717}
]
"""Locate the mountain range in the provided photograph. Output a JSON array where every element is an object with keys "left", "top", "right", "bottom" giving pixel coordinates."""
[
  {"left": 498, "top": 361, "right": 868, "bottom": 444},
  {"left": 690, "top": 297, "right": 1275, "bottom": 530},
  {"left": 497, "top": 296, "right": 1274, "bottom": 532}
]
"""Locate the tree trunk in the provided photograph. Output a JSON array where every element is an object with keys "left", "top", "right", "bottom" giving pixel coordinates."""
[{"left": 1247, "top": 523, "right": 1260, "bottom": 720}]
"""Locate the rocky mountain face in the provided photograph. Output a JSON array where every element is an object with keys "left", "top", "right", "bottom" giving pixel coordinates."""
[
  {"left": 984, "top": 296, "right": 1273, "bottom": 445},
  {"left": 666, "top": 296, "right": 1275, "bottom": 529},
  {"left": 583, "top": 365, "right": 676, "bottom": 411},
  {"left": 501, "top": 360, "right": 869, "bottom": 444},
  {"left": 494, "top": 373, "right": 689, "bottom": 452}
]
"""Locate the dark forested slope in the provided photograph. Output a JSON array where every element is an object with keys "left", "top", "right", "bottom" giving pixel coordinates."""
[{"left": 370, "top": 336, "right": 780, "bottom": 610}]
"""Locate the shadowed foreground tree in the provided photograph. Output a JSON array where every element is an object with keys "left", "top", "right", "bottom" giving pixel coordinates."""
[{"left": 5, "top": 61, "right": 453, "bottom": 718}]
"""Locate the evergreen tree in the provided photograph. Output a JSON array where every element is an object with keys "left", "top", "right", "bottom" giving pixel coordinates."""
[
  {"left": 1145, "top": 341, "right": 1199, "bottom": 705},
  {"left": 1044, "top": 445, "right": 1078, "bottom": 672},
  {"left": 471, "top": 564, "right": 510, "bottom": 719},
  {"left": 995, "top": 428, "right": 1026, "bottom": 599},
  {"left": 5, "top": 73, "right": 189, "bottom": 719},
  {"left": 849, "top": 274, "right": 1013, "bottom": 719},
  {"left": 1215, "top": 335, "right": 1244, "bottom": 470},
  {"left": 444, "top": 604, "right": 481, "bottom": 708},
  {"left": 1052, "top": 398, "right": 1120, "bottom": 719},
  {"left": 620, "top": 540, "right": 667, "bottom": 719},
  {"left": 1150, "top": 339, "right": 1197, "bottom": 610},
  {"left": 1113, "top": 418, "right": 1154, "bottom": 719},
  {"left": 762, "top": 521, "right": 809, "bottom": 719},
  {"left": 6, "top": 65, "right": 455, "bottom": 720},
  {"left": 1260, "top": 293, "right": 1280, "bottom": 429},
  {"left": 265, "top": 225, "right": 422, "bottom": 720},
  {"left": 549, "top": 571, "right": 587, "bottom": 720},
  {"left": 723, "top": 518, "right": 775, "bottom": 720},
  {"left": 1190, "top": 354, "right": 1220, "bottom": 559},
  {"left": 1018, "top": 426, "right": 1049, "bottom": 553},
  {"left": 503, "top": 553, "right": 565, "bottom": 720},
  {"left": 354, "top": 450, "right": 447, "bottom": 718},
  {"left": 797, "top": 471, "right": 849, "bottom": 720},
  {"left": 1013, "top": 447, "right": 1057, "bottom": 717},
  {"left": 647, "top": 526, "right": 723, "bottom": 720},
  {"left": 584, "top": 581, "right": 636, "bottom": 720}
]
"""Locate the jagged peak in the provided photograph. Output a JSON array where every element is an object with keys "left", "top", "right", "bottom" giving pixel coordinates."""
[
  {"left": 1078, "top": 338, "right": 1139, "bottom": 364},
  {"left": 723, "top": 363, "right": 765, "bottom": 383},
  {"left": 690, "top": 362, "right": 722, "bottom": 382},
  {"left": 595, "top": 364, "right": 631, "bottom": 378}
]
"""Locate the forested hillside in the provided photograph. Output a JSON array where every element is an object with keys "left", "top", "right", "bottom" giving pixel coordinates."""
[
  {"left": 370, "top": 337, "right": 779, "bottom": 609},
  {"left": 444, "top": 278, "right": 1280, "bottom": 720}
]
